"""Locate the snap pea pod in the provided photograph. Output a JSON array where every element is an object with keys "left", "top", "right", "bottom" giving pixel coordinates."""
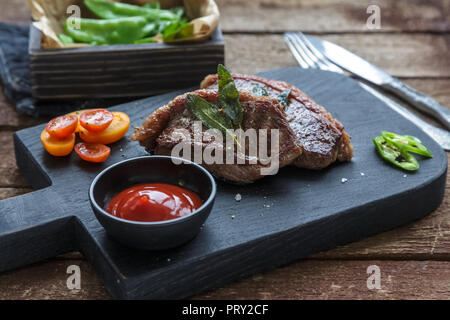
[
  {"left": 134, "top": 36, "right": 154, "bottom": 44},
  {"left": 381, "top": 131, "right": 433, "bottom": 158},
  {"left": 143, "top": 2, "right": 160, "bottom": 9},
  {"left": 373, "top": 135, "right": 420, "bottom": 171},
  {"left": 58, "top": 33, "right": 74, "bottom": 44},
  {"left": 64, "top": 17, "right": 149, "bottom": 45},
  {"left": 84, "top": 0, "right": 179, "bottom": 22}
]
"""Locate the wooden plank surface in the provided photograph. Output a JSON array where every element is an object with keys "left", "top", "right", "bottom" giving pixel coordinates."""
[
  {"left": 0, "top": 0, "right": 449, "bottom": 299},
  {"left": 216, "top": 0, "right": 450, "bottom": 33},
  {"left": 1, "top": 258, "right": 450, "bottom": 300}
]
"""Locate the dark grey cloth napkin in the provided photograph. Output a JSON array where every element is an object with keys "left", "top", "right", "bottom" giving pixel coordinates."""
[{"left": 0, "top": 22, "right": 132, "bottom": 117}]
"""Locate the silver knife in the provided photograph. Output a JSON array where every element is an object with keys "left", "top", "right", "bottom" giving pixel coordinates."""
[
  {"left": 306, "top": 36, "right": 450, "bottom": 131},
  {"left": 357, "top": 82, "right": 450, "bottom": 150}
]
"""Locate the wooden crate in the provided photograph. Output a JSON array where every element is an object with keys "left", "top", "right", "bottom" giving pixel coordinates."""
[{"left": 28, "top": 25, "right": 224, "bottom": 101}]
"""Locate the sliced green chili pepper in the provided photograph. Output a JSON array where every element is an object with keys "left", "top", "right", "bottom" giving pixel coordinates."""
[
  {"left": 64, "top": 17, "right": 149, "bottom": 45},
  {"left": 84, "top": 0, "right": 178, "bottom": 22},
  {"left": 373, "top": 135, "right": 420, "bottom": 171},
  {"left": 381, "top": 131, "right": 433, "bottom": 158}
]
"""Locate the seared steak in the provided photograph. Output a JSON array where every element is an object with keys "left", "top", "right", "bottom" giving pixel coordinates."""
[
  {"left": 131, "top": 89, "right": 302, "bottom": 183},
  {"left": 201, "top": 73, "right": 353, "bottom": 169}
]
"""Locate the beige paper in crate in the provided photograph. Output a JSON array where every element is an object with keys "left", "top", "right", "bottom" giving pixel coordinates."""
[{"left": 27, "top": 0, "right": 220, "bottom": 49}]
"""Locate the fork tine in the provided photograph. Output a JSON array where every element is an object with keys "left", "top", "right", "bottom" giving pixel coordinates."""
[
  {"left": 295, "top": 32, "right": 344, "bottom": 74},
  {"left": 285, "top": 32, "right": 318, "bottom": 69},
  {"left": 291, "top": 33, "right": 333, "bottom": 71},
  {"left": 284, "top": 33, "right": 311, "bottom": 69}
]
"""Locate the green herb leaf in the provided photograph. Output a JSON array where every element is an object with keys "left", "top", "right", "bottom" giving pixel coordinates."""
[
  {"left": 186, "top": 94, "right": 234, "bottom": 134},
  {"left": 277, "top": 89, "right": 291, "bottom": 108},
  {"left": 252, "top": 84, "right": 269, "bottom": 97},
  {"left": 217, "top": 64, "right": 243, "bottom": 125}
]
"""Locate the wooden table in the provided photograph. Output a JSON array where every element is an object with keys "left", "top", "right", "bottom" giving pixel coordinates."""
[{"left": 0, "top": 0, "right": 449, "bottom": 299}]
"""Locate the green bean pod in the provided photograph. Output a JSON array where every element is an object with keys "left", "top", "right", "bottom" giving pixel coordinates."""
[
  {"left": 64, "top": 16, "right": 149, "bottom": 45},
  {"left": 84, "top": 0, "right": 178, "bottom": 22}
]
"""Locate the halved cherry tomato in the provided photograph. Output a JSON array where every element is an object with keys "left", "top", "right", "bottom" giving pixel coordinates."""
[
  {"left": 45, "top": 115, "right": 78, "bottom": 139},
  {"left": 41, "top": 130, "right": 75, "bottom": 157},
  {"left": 74, "top": 143, "right": 111, "bottom": 163},
  {"left": 66, "top": 109, "right": 92, "bottom": 132},
  {"left": 79, "top": 109, "right": 114, "bottom": 133},
  {"left": 79, "top": 112, "right": 130, "bottom": 145}
]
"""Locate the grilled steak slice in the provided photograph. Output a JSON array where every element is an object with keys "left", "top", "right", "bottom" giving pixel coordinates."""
[
  {"left": 201, "top": 73, "right": 353, "bottom": 169},
  {"left": 131, "top": 89, "right": 302, "bottom": 183}
]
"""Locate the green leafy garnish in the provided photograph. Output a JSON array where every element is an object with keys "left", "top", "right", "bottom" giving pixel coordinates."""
[
  {"left": 252, "top": 84, "right": 269, "bottom": 97},
  {"left": 217, "top": 64, "right": 243, "bottom": 126},
  {"left": 186, "top": 94, "right": 233, "bottom": 134},
  {"left": 186, "top": 94, "right": 240, "bottom": 145},
  {"left": 277, "top": 89, "right": 291, "bottom": 108}
]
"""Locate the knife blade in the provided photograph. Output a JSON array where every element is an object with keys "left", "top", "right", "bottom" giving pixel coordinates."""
[{"left": 306, "top": 36, "right": 450, "bottom": 131}]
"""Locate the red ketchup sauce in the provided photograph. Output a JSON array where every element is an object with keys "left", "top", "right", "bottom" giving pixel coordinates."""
[{"left": 105, "top": 183, "right": 203, "bottom": 222}]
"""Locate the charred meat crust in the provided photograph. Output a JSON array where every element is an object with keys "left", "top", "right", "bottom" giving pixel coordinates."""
[
  {"left": 201, "top": 73, "right": 354, "bottom": 169},
  {"left": 131, "top": 89, "right": 303, "bottom": 183}
]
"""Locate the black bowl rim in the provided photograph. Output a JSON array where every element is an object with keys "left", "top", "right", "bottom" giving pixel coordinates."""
[{"left": 89, "top": 155, "right": 216, "bottom": 226}]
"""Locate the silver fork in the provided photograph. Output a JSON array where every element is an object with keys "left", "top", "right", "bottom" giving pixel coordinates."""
[{"left": 284, "top": 32, "right": 450, "bottom": 151}]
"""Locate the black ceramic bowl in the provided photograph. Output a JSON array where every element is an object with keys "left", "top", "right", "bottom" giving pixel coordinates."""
[{"left": 89, "top": 156, "right": 216, "bottom": 250}]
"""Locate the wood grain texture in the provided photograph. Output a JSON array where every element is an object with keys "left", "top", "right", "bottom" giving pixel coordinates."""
[
  {"left": 1, "top": 258, "right": 450, "bottom": 300},
  {"left": 216, "top": 0, "right": 450, "bottom": 33},
  {"left": 29, "top": 27, "right": 225, "bottom": 100},
  {"left": 2, "top": 68, "right": 447, "bottom": 299},
  {"left": 3, "top": 0, "right": 450, "bottom": 33},
  {"left": 0, "top": 0, "right": 29, "bottom": 25},
  {"left": 224, "top": 34, "right": 450, "bottom": 77},
  {"left": 196, "top": 260, "right": 450, "bottom": 300},
  {"left": 0, "top": 0, "right": 449, "bottom": 300},
  {"left": 0, "top": 257, "right": 109, "bottom": 300}
]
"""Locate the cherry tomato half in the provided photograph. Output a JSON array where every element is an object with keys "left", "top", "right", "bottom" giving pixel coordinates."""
[
  {"left": 41, "top": 130, "right": 75, "bottom": 157},
  {"left": 45, "top": 115, "right": 78, "bottom": 139},
  {"left": 74, "top": 143, "right": 111, "bottom": 163},
  {"left": 66, "top": 109, "right": 92, "bottom": 132},
  {"left": 79, "top": 112, "right": 130, "bottom": 145},
  {"left": 79, "top": 109, "right": 114, "bottom": 133}
]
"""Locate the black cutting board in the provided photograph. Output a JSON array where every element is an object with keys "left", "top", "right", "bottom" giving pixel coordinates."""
[{"left": 0, "top": 68, "right": 446, "bottom": 299}]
